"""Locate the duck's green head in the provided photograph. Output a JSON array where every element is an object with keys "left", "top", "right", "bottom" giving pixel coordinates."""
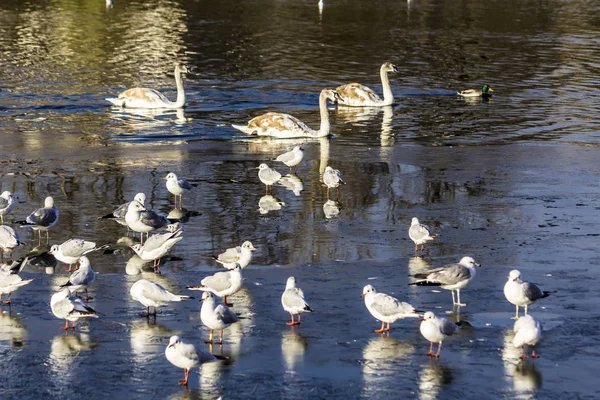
[{"left": 482, "top": 84, "right": 494, "bottom": 93}]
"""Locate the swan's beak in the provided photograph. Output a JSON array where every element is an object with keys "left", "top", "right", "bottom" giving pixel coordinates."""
[{"left": 392, "top": 64, "right": 399, "bottom": 73}]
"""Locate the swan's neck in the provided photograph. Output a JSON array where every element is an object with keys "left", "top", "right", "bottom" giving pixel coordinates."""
[
  {"left": 318, "top": 92, "right": 330, "bottom": 136},
  {"left": 174, "top": 67, "right": 186, "bottom": 108},
  {"left": 380, "top": 67, "right": 394, "bottom": 106}
]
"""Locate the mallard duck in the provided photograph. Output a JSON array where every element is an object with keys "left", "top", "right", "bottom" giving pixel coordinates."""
[
  {"left": 106, "top": 63, "right": 189, "bottom": 109},
  {"left": 232, "top": 88, "right": 338, "bottom": 138},
  {"left": 457, "top": 84, "right": 494, "bottom": 98},
  {"left": 335, "top": 62, "right": 399, "bottom": 107}
]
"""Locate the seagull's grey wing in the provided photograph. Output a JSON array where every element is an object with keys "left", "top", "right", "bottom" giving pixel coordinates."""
[
  {"left": 178, "top": 178, "right": 194, "bottom": 190},
  {"left": 62, "top": 239, "right": 95, "bottom": 258},
  {"left": 143, "top": 232, "right": 171, "bottom": 251},
  {"left": 334, "top": 169, "right": 344, "bottom": 183},
  {"left": 276, "top": 151, "right": 295, "bottom": 163},
  {"left": 427, "top": 264, "right": 471, "bottom": 284},
  {"left": 439, "top": 318, "right": 458, "bottom": 336},
  {"left": 0, "top": 197, "right": 9, "bottom": 209},
  {"left": 178, "top": 342, "right": 200, "bottom": 363},
  {"left": 214, "top": 304, "right": 239, "bottom": 324},
  {"left": 112, "top": 201, "right": 132, "bottom": 219},
  {"left": 522, "top": 282, "right": 545, "bottom": 301},
  {"left": 69, "top": 296, "right": 97, "bottom": 316},
  {"left": 66, "top": 267, "right": 90, "bottom": 286},
  {"left": 282, "top": 288, "right": 308, "bottom": 309},
  {"left": 26, "top": 207, "right": 58, "bottom": 226},
  {"left": 371, "top": 293, "right": 415, "bottom": 316},
  {"left": 217, "top": 247, "right": 242, "bottom": 263},
  {"left": 409, "top": 224, "right": 430, "bottom": 241},
  {"left": 140, "top": 281, "right": 180, "bottom": 301},
  {"left": 140, "top": 210, "right": 168, "bottom": 229},
  {"left": 201, "top": 271, "right": 232, "bottom": 292}
]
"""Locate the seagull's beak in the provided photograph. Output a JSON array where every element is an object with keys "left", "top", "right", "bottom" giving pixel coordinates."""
[
  {"left": 360, "top": 293, "right": 365, "bottom": 298},
  {"left": 475, "top": 263, "right": 482, "bottom": 267},
  {"left": 250, "top": 246, "right": 257, "bottom": 251},
  {"left": 162, "top": 177, "right": 168, "bottom": 181},
  {"left": 167, "top": 344, "right": 174, "bottom": 349}
]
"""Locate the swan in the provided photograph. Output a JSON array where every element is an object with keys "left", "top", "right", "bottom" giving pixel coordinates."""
[
  {"left": 231, "top": 88, "right": 338, "bottom": 138},
  {"left": 106, "top": 63, "right": 189, "bottom": 109},
  {"left": 457, "top": 84, "right": 494, "bottom": 98},
  {"left": 335, "top": 62, "right": 399, "bottom": 107}
]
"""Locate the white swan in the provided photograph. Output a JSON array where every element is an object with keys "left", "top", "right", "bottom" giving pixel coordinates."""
[
  {"left": 335, "top": 62, "right": 399, "bottom": 107},
  {"left": 106, "top": 63, "right": 189, "bottom": 109},
  {"left": 231, "top": 88, "right": 338, "bottom": 138}
]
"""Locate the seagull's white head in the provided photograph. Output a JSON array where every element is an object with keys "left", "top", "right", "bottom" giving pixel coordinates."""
[
  {"left": 44, "top": 196, "right": 54, "bottom": 208},
  {"left": 164, "top": 172, "right": 178, "bottom": 181},
  {"left": 200, "top": 291, "right": 214, "bottom": 302},
  {"left": 0, "top": 191, "right": 11, "bottom": 199},
  {"left": 168, "top": 335, "right": 180, "bottom": 348},
  {"left": 286, "top": 276, "right": 296, "bottom": 289},
  {"left": 508, "top": 269, "right": 521, "bottom": 281},
  {"left": 49, "top": 244, "right": 59, "bottom": 254},
  {"left": 361, "top": 284, "right": 376, "bottom": 297},
  {"left": 134, "top": 192, "right": 146, "bottom": 205},
  {"left": 241, "top": 241, "right": 256, "bottom": 251},
  {"left": 459, "top": 256, "right": 481, "bottom": 268},
  {"left": 423, "top": 311, "right": 435, "bottom": 321},
  {"left": 411, "top": 217, "right": 420, "bottom": 226}
]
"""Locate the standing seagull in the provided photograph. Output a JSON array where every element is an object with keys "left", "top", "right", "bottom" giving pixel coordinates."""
[
  {"left": 409, "top": 217, "right": 437, "bottom": 253},
  {"left": 130, "top": 228, "right": 183, "bottom": 274},
  {"left": 0, "top": 191, "right": 15, "bottom": 224},
  {"left": 323, "top": 166, "right": 345, "bottom": 199},
  {"left": 99, "top": 192, "right": 146, "bottom": 228},
  {"left": 188, "top": 265, "right": 243, "bottom": 307},
  {"left": 257, "top": 164, "right": 281, "bottom": 195},
  {"left": 50, "top": 238, "right": 107, "bottom": 272},
  {"left": 420, "top": 311, "right": 459, "bottom": 358},
  {"left": 200, "top": 292, "right": 239, "bottom": 344},
  {"left": 275, "top": 146, "right": 304, "bottom": 171},
  {"left": 59, "top": 256, "right": 96, "bottom": 301},
  {"left": 0, "top": 225, "right": 23, "bottom": 260},
  {"left": 504, "top": 269, "right": 551, "bottom": 319},
  {"left": 409, "top": 256, "right": 481, "bottom": 307},
  {"left": 513, "top": 314, "right": 543, "bottom": 359},
  {"left": 125, "top": 201, "right": 170, "bottom": 243},
  {"left": 164, "top": 172, "right": 196, "bottom": 209},
  {"left": 16, "top": 196, "right": 59, "bottom": 244},
  {"left": 130, "top": 279, "right": 191, "bottom": 317},
  {"left": 281, "top": 277, "right": 313, "bottom": 326},
  {"left": 50, "top": 288, "right": 98, "bottom": 332},
  {"left": 361, "top": 285, "right": 420, "bottom": 333},
  {"left": 0, "top": 258, "right": 33, "bottom": 304},
  {"left": 213, "top": 241, "right": 256, "bottom": 270},
  {"left": 165, "top": 335, "right": 216, "bottom": 386}
]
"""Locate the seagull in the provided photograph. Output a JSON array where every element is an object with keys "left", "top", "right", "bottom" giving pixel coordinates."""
[
  {"left": 323, "top": 166, "right": 345, "bottom": 199},
  {"left": 0, "top": 191, "right": 15, "bottom": 224},
  {"left": 409, "top": 256, "right": 481, "bottom": 307},
  {"left": 125, "top": 201, "right": 170, "bottom": 243},
  {"left": 420, "top": 311, "right": 459, "bottom": 358},
  {"left": 275, "top": 146, "right": 304, "bottom": 171},
  {"left": 59, "top": 256, "right": 96, "bottom": 301},
  {"left": 165, "top": 335, "right": 217, "bottom": 386},
  {"left": 98, "top": 193, "right": 146, "bottom": 228},
  {"left": 130, "top": 279, "right": 191, "bottom": 317},
  {"left": 188, "top": 265, "right": 243, "bottom": 307},
  {"left": 16, "top": 196, "right": 59, "bottom": 244},
  {"left": 257, "top": 163, "right": 281, "bottom": 195},
  {"left": 513, "top": 314, "right": 543, "bottom": 359},
  {"left": 200, "top": 292, "right": 239, "bottom": 344},
  {"left": 0, "top": 225, "right": 23, "bottom": 260},
  {"left": 281, "top": 277, "right": 313, "bottom": 326},
  {"left": 504, "top": 270, "right": 551, "bottom": 319},
  {"left": 49, "top": 238, "right": 108, "bottom": 273},
  {"left": 163, "top": 172, "right": 196, "bottom": 208},
  {"left": 409, "top": 217, "right": 437, "bottom": 253},
  {"left": 130, "top": 228, "right": 183, "bottom": 274},
  {"left": 213, "top": 241, "right": 256, "bottom": 270},
  {"left": 361, "top": 285, "right": 420, "bottom": 333},
  {"left": 50, "top": 288, "right": 98, "bottom": 332},
  {"left": 0, "top": 258, "right": 33, "bottom": 304}
]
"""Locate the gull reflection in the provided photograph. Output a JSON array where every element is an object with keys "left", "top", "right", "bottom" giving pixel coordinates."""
[
  {"left": 279, "top": 174, "right": 303, "bottom": 196},
  {"left": 502, "top": 329, "right": 542, "bottom": 397},
  {"left": 125, "top": 254, "right": 152, "bottom": 275},
  {"left": 362, "top": 335, "right": 415, "bottom": 391},
  {"left": 417, "top": 358, "right": 453, "bottom": 400},
  {"left": 258, "top": 195, "right": 285, "bottom": 215},
  {"left": 130, "top": 319, "right": 176, "bottom": 359},
  {"left": 323, "top": 199, "right": 341, "bottom": 219},
  {"left": 281, "top": 329, "right": 308, "bottom": 371},
  {"left": 198, "top": 359, "right": 225, "bottom": 398},
  {"left": 166, "top": 207, "right": 195, "bottom": 223},
  {"left": 23, "top": 245, "right": 57, "bottom": 274},
  {"left": 49, "top": 332, "right": 97, "bottom": 381},
  {"left": 0, "top": 312, "right": 27, "bottom": 346},
  {"left": 408, "top": 256, "right": 431, "bottom": 276}
]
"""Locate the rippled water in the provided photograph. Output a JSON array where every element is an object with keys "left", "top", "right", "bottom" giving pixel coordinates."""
[{"left": 0, "top": 0, "right": 600, "bottom": 399}]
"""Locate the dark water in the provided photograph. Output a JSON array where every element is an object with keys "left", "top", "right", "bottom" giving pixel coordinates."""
[{"left": 1, "top": 0, "right": 600, "bottom": 399}]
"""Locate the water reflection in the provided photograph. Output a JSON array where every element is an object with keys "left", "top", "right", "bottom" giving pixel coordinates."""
[
  {"left": 502, "top": 329, "right": 542, "bottom": 397},
  {"left": 407, "top": 256, "right": 431, "bottom": 275},
  {"left": 258, "top": 195, "right": 285, "bottom": 215},
  {"left": 198, "top": 359, "right": 225, "bottom": 398},
  {"left": 109, "top": 108, "right": 189, "bottom": 132},
  {"left": 0, "top": 311, "right": 27, "bottom": 346},
  {"left": 130, "top": 319, "right": 176, "bottom": 359},
  {"left": 279, "top": 174, "right": 303, "bottom": 196},
  {"left": 362, "top": 335, "right": 415, "bottom": 392},
  {"left": 125, "top": 254, "right": 152, "bottom": 275},
  {"left": 323, "top": 199, "right": 341, "bottom": 219},
  {"left": 23, "top": 245, "right": 57, "bottom": 274},
  {"left": 281, "top": 329, "right": 308, "bottom": 371},
  {"left": 49, "top": 332, "right": 97, "bottom": 385},
  {"left": 417, "top": 358, "right": 453, "bottom": 400}
]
